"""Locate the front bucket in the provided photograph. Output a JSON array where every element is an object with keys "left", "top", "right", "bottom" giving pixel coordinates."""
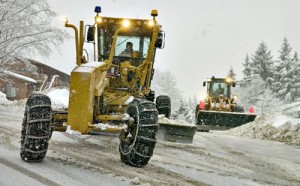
[{"left": 196, "top": 110, "right": 257, "bottom": 131}]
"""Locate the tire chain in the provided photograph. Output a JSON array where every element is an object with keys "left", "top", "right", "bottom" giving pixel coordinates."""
[
  {"left": 119, "top": 99, "right": 159, "bottom": 167},
  {"left": 20, "top": 94, "right": 52, "bottom": 162}
]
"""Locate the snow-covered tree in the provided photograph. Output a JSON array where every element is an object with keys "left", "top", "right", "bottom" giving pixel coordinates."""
[
  {"left": 152, "top": 69, "right": 182, "bottom": 112},
  {"left": 235, "top": 75, "right": 281, "bottom": 115},
  {"left": 292, "top": 52, "right": 300, "bottom": 101},
  {"left": 0, "top": 0, "right": 68, "bottom": 79},
  {"left": 242, "top": 54, "right": 251, "bottom": 78},
  {"left": 272, "top": 38, "right": 299, "bottom": 102},
  {"left": 227, "top": 65, "right": 236, "bottom": 79},
  {"left": 174, "top": 99, "right": 195, "bottom": 123},
  {"left": 251, "top": 42, "right": 273, "bottom": 81}
]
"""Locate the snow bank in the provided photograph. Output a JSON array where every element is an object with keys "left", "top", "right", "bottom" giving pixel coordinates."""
[
  {"left": 0, "top": 91, "right": 12, "bottom": 105},
  {"left": 227, "top": 113, "right": 300, "bottom": 147},
  {"left": 66, "top": 125, "right": 81, "bottom": 135},
  {"left": 46, "top": 88, "right": 69, "bottom": 108},
  {"left": 0, "top": 91, "right": 26, "bottom": 109}
]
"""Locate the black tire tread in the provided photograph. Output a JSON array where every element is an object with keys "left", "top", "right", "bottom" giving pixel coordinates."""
[
  {"left": 20, "top": 94, "right": 52, "bottom": 163},
  {"left": 119, "top": 98, "right": 158, "bottom": 167},
  {"left": 156, "top": 95, "right": 171, "bottom": 118}
]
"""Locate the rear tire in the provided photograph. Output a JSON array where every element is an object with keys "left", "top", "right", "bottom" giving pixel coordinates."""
[
  {"left": 20, "top": 94, "right": 52, "bottom": 162},
  {"left": 119, "top": 99, "right": 158, "bottom": 167},
  {"left": 156, "top": 95, "right": 171, "bottom": 118}
]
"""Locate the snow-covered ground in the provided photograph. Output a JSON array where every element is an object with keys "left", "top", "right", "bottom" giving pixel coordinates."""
[{"left": 0, "top": 89, "right": 300, "bottom": 185}]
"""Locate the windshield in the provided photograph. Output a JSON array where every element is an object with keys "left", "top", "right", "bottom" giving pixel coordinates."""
[
  {"left": 209, "top": 80, "right": 229, "bottom": 97},
  {"left": 97, "top": 23, "right": 152, "bottom": 63},
  {"left": 115, "top": 36, "right": 150, "bottom": 57}
]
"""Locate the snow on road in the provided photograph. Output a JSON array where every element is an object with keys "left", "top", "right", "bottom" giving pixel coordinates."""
[{"left": 0, "top": 90, "right": 300, "bottom": 185}]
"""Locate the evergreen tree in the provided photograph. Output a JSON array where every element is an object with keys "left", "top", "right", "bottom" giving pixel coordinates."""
[
  {"left": 251, "top": 42, "right": 273, "bottom": 81},
  {"left": 289, "top": 51, "right": 300, "bottom": 101},
  {"left": 175, "top": 99, "right": 195, "bottom": 124},
  {"left": 234, "top": 75, "right": 281, "bottom": 115},
  {"left": 273, "top": 38, "right": 296, "bottom": 102},
  {"left": 227, "top": 66, "right": 236, "bottom": 79},
  {"left": 242, "top": 54, "right": 251, "bottom": 78}
]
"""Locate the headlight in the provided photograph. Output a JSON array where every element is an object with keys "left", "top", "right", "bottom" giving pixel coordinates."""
[
  {"left": 122, "top": 19, "right": 130, "bottom": 27},
  {"left": 148, "top": 20, "right": 154, "bottom": 27},
  {"left": 95, "top": 15, "right": 102, "bottom": 24},
  {"left": 226, "top": 77, "right": 233, "bottom": 83},
  {"left": 233, "top": 95, "right": 238, "bottom": 100}
]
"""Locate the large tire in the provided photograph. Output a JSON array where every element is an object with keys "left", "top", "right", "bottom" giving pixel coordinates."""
[
  {"left": 119, "top": 99, "right": 158, "bottom": 167},
  {"left": 20, "top": 94, "right": 52, "bottom": 162},
  {"left": 232, "top": 105, "right": 244, "bottom": 113},
  {"left": 156, "top": 95, "right": 171, "bottom": 118}
]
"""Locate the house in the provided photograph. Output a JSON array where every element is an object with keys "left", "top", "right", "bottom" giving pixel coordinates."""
[{"left": 0, "top": 59, "right": 70, "bottom": 100}]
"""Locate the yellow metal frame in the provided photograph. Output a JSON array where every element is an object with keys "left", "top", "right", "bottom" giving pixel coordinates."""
[{"left": 53, "top": 11, "right": 162, "bottom": 134}]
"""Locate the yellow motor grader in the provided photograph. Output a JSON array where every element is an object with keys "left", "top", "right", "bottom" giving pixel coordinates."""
[
  {"left": 195, "top": 76, "right": 257, "bottom": 131},
  {"left": 20, "top": 6, "right": 172, "bottom": 167}
]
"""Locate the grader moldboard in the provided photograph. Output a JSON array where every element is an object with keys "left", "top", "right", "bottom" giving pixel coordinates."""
[
  {"left": 195, "top": 76, "right": 257, "bottom": 132},
  {"left": 20, "top": 6, "right": 194, "bottom": 167}
]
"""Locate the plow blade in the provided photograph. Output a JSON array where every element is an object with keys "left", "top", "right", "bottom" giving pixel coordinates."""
[
  {"left": 157, "top": 116, "right": 197, "bottom": 143},
  {"left": 158, "top": 122, "right": 197, "bottom": 143},
  {"left": 196, "top": 110, "right": 257, "bottom": 131}
]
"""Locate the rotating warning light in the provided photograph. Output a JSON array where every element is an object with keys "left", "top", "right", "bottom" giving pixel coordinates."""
[{"left": 95, "top": 6, "right": 102, "bottom": 13}]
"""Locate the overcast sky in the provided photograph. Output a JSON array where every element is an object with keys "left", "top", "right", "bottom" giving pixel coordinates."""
[{"left": 43, "top": 0, "right": 300, "bottom": 98}]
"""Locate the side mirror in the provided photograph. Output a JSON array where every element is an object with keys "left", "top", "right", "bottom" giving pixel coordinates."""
[
  {"left": 155, "top": 31, "right": 165, "bottom": 49},
  {"left": 232, "top": 82, "right": 236, "bottom": 87},
  {"left": 203, "top": 81, "right": 206, "bottom": 87},
  {"left": 85, "top": 25, "right": 95, "bottom": 42}
]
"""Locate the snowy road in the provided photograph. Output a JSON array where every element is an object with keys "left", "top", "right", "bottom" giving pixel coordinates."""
[{"left": 1, "top": 107, "right": 300, "bottom": 186}]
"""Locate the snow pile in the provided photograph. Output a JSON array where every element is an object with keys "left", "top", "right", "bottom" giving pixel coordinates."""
[
  {"left": 0, "top": 91, "right": 26, "bottom": 109},
  {"left": 66, "top": 125, "right": 81, "bottom": 135},
  {"left": 227, "top": 113, "right": 300, "bottom": 147},
  {"left": 124, "top": 96, "right": 134, "bottom": 104},
  {"left": 46, "top": 88, "right": 69, "bottom": 108},
  {"left": 282, "top": 102, "right": 300, "bottom": 118},
  {"left": 95, "top": 123, "right": 127, "bottom": 130},
  {"left": 158, "top": 115, "right": 195, "bottom": 126},
  {"left": 0, "top": 91, "right": 12, "bottom": 105}
]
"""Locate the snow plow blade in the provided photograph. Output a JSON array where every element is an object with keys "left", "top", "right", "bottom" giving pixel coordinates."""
[
  {"left": 158, "top": 123, "right": 197, "bottom": 143},
  {"left": 158, "top": 116, "right": 197, "bottom": 143},
  {"left": 196, "top": 110, "right": 257, "bottom": 131}
]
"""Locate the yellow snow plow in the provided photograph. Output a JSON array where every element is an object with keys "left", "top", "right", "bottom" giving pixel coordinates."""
[
  {"left": 20, "top": 6, "right": 196, "bottom": 167},
  {"left": 195, "top": 76, "right": 257, "bottom": 131}
]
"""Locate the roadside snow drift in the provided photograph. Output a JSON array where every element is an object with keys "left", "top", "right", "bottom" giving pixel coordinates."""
[{"left": 227, "top": 113, "right": 300, "bottom": 147}]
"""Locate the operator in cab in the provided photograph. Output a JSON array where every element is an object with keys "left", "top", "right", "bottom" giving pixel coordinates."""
[
  {"left": 215, "top": 84, "right": 224, "bottom": 95},
  {"left": 119, "top": 42, "right": 133, "bottom": 57}
]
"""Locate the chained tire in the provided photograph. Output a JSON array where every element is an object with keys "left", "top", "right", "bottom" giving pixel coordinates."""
[
  {"left": 20, "top": 94, "right": 52, "bottom": 162},
  {"left": 156, "top": 95, "right": 171, "bottom": 118},
  {"left": 119, "top": 98, "right": 159, "bottom": 167}
]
